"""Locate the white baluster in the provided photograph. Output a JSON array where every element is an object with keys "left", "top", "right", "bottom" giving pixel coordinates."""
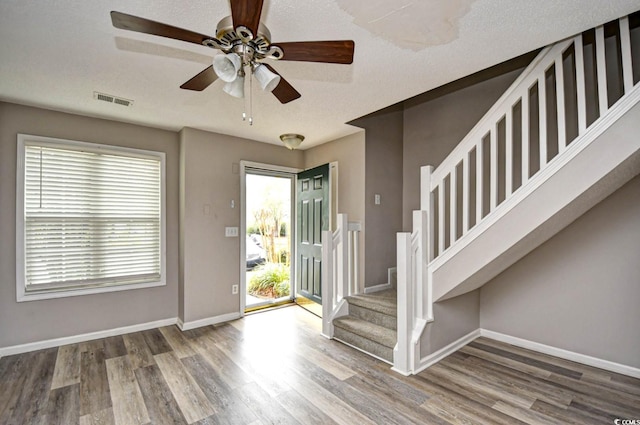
[
  {"left": 595, "top": 25, "right": 608, "bottom": 115},
  {"left": 438, "top": 181, "right": 445, "bottom": 254},
  {"left": 574, "top": 35, "right": 587, "bottom": 134},
  {"left": 539, "top": 76, "right": 548, "bottom": 168},
  {"left": 620, "top": 17, "right": 633, "bottom": 94},
  {"left": 490, "top": 126, "right": 498, "bottom": 211},
  {"left": 450, "top": 169, "right": 457, "bottom": 243},
  {"left": 336, "top": 214, "right": 348, "bottom": 302},
  {"left": 522, "top": 92, "right": 530, "bottom": 185},
  {"left": 462, "top": 154, "right": 470, "bottom": 232},
  {"left": 476, "top": 140, "right": 483, "bottom": 223},
  {"left": 505, "top": 109, "right": 513, "bottom": 196},
  {"left": 555, "top": 55, "right": 566, "bottom": 151}
]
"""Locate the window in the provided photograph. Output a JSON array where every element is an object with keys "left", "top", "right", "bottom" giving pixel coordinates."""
[{"left": 16, "top": 134, "right": 166, "bottom": 301}]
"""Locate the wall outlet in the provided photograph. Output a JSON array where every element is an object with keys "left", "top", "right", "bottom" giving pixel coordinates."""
[
  {"left": 374, "top": 194, "right": 381, "bottom": 205},
  {"left": 232, "top": 284, "right": 238, "bottom": 295},
  {"left": 225, "top": 227, "right": 239, "bottom": 237}
]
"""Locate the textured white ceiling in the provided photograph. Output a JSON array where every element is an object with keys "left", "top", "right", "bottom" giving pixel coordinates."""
[{"left": 1, "top": 0, "right": 639, "bottom": 149}]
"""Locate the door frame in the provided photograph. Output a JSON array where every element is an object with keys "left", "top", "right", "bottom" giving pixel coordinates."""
[
  {"left": 239, "top": 160, "right": 338, "bottom": 317},
  {"left": 240, "top": 161, "right": 300, "bottom": 316}
]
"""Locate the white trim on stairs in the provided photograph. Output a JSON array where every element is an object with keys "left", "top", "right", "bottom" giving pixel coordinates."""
[
  {"left": 364, "top": 267, "right": 397, "bottom": 294},
  {"left": 480, "top": 329, "right": 640, "bottom": 379},
  {"left": 363, "top": 282, "right": 392, "bottom": 294},
  {"left": 0, "top": 317, "right": 177, "bottom": 357},
  {"left": 414, "top": 329, "right": 481, "bottom": 374}
]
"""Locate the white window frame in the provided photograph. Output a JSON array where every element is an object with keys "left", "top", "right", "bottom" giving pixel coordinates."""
[{"left": 16, "top": 134, "right": 167, "bottom": 302}]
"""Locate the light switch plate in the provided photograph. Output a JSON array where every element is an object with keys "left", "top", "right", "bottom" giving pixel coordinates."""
[{"left": 225, "top": 227, "right": 239, "bottom": 237}]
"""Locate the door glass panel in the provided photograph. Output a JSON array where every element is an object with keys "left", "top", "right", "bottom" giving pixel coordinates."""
[{"left": 245, "top": 173, "right": 293, "bottom": 312}]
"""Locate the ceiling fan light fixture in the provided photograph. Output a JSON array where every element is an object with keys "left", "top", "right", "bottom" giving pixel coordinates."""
[
  {"left": 280, "top": 133, "right": 304, "bottom": 150},
  {"left": 213, "top": 53, "right": 242, "bottom": 82},
  {"left": 223, "top": 75, "right": 245, "bottom": 98},
  {"left": 253, "top": 63, "right": 281, "bottom": 92}
]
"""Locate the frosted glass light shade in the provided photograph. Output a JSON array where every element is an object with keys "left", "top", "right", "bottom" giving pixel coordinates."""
[
  {"left": 280, "top": 133, "right": 304, "bottom": 150},
  {"left": 223, "top": 76, "right": 245, "bottom": 98},
  {"left": 253, "top": 64, "right": 281, "bottom": 92},
  {"left": 213, "top": 53, "right": 242, "bottom": 82}
]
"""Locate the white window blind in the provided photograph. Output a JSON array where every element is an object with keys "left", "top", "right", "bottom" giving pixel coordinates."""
[{"left": 17, "top": 135, "right": 165, "bottom": 299}]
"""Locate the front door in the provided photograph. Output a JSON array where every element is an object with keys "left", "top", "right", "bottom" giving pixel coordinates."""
[{"left": 296, "top": 164, "right": 329, "bottom": 308}]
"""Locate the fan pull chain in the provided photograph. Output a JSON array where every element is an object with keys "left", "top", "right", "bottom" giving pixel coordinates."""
[
  {"left": 249, "top": 69, "right": 253, "bottom": 126},
  {"left": 242, "top": 46, "right": 248, "bottom": 123}
]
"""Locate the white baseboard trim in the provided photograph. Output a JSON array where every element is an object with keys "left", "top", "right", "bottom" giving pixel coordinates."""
[
  {"left": 177, "top": 312, "right": 242, "bottom": 331},
  {"left": 363, "top": 282, "right": 392, "bottom": 294},
  {"left": 414, "top": 329, "right": 481, "bottom": 374},
  {"left": 481, "top": 329, "right": 640, "bottom": 379},
  {"left": 0, "top": 318, "right": 177, "bottom": 358}
]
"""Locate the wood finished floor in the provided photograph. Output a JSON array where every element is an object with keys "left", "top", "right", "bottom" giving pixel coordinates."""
[{"left": 1, "top": 306, "right": 639, "bottom": 425}]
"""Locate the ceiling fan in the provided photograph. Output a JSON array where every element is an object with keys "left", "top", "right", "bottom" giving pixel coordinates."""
[{"left": 110, "top": 0, "right": 355, "bottom": 106}]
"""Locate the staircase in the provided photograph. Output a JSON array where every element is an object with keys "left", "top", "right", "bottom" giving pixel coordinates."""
[
  {"left": 322, "top": 12, "right": 640, "bottom": 375},
  {"left": 333, "top": 290, "right": 396, "bottom": 363}
]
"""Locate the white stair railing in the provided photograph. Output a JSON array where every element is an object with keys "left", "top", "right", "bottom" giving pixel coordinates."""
[
  {"left": 396, "top": 14, "right": 639, "bottom": 374},
  {"left": 321, "top": 213, "right": 361, "bottom": 338},
  {"left": 429, "top": 16, "right": 638, "bottom": 263}
]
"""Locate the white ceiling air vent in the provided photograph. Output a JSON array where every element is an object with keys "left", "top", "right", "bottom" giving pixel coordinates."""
[{"left": 93, "top": 91, "right": 133, "bottom": 107}]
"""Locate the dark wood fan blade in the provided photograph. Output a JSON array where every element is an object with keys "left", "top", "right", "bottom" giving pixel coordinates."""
[
  {"left": 180, "top": 66, "right": 218, "bottom": 91},
  {"left": 230, "top": 0, "right": 264, "bottom": 37},
  {"left": 274, "top": 41, "right": 355, "bottom": 64},
  {"left": 111, "top": 11, "right": 213, "bottom": 45},
  {"left": 264, "top": 64, "right": 301, "bottom": 104}
]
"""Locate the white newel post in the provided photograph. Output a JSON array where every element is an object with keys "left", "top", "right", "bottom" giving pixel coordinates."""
[
  {"left": 394, "top": 232, "right": 413, "bottom": 375},
  {"left": 321, "top": 213, "right": 351, "bottom": 339},
  {"left": 421, "top": 165, "right": 434, "bottom": 322},
  {"left": 321, "top": 229, "right": 334, "bottom": 338}
]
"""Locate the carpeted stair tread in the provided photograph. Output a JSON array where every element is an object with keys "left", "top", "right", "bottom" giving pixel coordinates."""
[
  {"left": 345, "top": 289, "right": 397, "bottom": 317},
  {"left": 333, "top": 315, "right": 397, "bottom": 349}
]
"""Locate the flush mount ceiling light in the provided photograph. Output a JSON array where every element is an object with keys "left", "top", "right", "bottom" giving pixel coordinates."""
[{"left": 280, "top": 133, "right": 305, "bottom": 150}]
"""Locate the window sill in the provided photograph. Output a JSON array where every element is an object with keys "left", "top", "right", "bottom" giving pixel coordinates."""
[{"left": 17, "top": 279, "right": 166, "bottom": 302}]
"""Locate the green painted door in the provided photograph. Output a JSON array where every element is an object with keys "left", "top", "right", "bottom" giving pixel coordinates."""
[{"left": 296, "top": 164, "right": 329, "bottom": 305}]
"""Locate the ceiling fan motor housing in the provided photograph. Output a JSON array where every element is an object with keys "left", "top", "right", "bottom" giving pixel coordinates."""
[{"left": 207, "top": 16, "right": 277, "bottom": 62}]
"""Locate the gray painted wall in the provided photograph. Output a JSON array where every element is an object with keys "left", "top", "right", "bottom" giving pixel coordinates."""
[
  {"left": 0, "top": 102, "right": 180, "bottom": 348},
  {"left": 402, "top": 68, "right": 523, "bottom": 230},
  {"left": 422, "top": 290, "right": 480, "bottom": 354},
  {"left": 350, "top": 106, "right": 404, "bottom": 287},
  {"left": 480, "top": 176, "right": 640, "bottom": 368},
  {"left": 0, "top": 101, "right": 366, "bottom": 348},
  {"left": 179, "top": 127, "right": 303, "bottom": 323}
]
